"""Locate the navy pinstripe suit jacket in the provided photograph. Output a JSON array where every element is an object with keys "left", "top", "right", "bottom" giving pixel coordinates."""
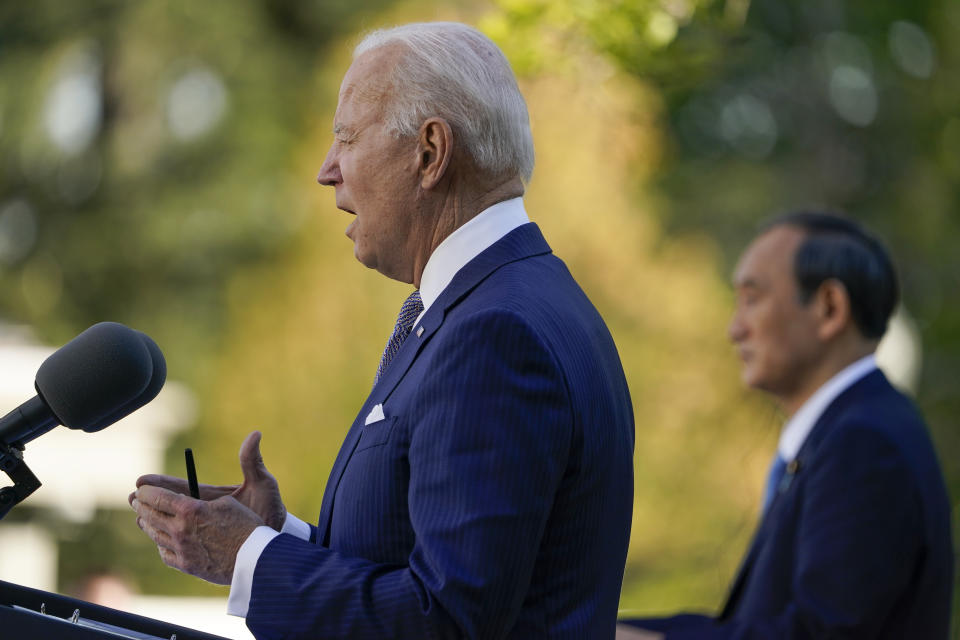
[
  {"left": 246, "top": 223, "right": 635, "bottom": 639},
  {"left": 624, "top": 370, "right": 954, "bottom": 639}
]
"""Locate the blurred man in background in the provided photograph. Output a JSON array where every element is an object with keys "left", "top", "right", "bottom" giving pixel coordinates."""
[
  {"left": 619, "top": 211, "right": 953, "bottom": 638},
  {"left": 131, "top": 21, "right": 635, "bottom": 639}
]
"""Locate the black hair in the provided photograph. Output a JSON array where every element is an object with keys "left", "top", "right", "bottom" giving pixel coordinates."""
[{"left": 762, "top": 211, "right": 899, "bottom": 339}]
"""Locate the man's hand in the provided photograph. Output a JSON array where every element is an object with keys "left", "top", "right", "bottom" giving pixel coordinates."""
[
  {"left": 130, "top": 486, "right": 263, "bottom": 584},
  {"left": 231, "top": 430, "right": 286, "bottom": 531},
  {"left": 615, "top": 624, "right": 665, "bottom": 640},
  {"left": 132, "top": 431, "right": 286, "bottom": 531}
]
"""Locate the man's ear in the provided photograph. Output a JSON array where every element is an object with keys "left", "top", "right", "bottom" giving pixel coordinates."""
[
  {"left": 418, "top": 118, "right": 453, "bottom": 190},
  {"left": 813, "top": 279, "right": 853, "bottom": 341}
]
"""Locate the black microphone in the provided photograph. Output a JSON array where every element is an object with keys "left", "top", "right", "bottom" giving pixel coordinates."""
[{"left": 0, "top": 322, "right": 167, "bottom": 448}]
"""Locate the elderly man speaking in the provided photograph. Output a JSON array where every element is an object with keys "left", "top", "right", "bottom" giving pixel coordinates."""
[{"left": 130, "top": 21, "right": 635, "bottom": 640}]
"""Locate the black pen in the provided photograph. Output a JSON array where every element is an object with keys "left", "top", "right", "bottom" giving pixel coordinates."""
[{"left": 185, "top": 448, "right": 200, "bottom": 499}]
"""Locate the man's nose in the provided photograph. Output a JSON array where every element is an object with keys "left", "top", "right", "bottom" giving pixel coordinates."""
[
  {"left": 317, "top": 149, "right": 341, "bottom": 186},
  {"left": 728, "top": 310, "right": 747, "bottom": 343}
]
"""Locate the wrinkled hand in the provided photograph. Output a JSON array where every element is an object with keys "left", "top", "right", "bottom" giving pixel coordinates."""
[
  {"left": 130, "top": 486, "right": 263, "bottom": 584},
  {"left": 132, "top": 431, "right": 286, "bottom": 531}
]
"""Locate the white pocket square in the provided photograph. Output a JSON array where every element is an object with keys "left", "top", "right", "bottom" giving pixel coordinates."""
[{"left": 364, "top": 403, "right": 386, "bottom": 425}]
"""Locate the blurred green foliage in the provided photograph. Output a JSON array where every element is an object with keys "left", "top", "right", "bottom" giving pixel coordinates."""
[
  {"left": 0, "top": 0, "right": 399, "bottom": 597},
  {"left": 491, "top": 0, "right": 960, "bottom": 623},
  {"left": 0, "top": 0, "right": 394, "bottom": 382},
  {"left": 1, "top": 0, "right": 956, "bottom": 628}
]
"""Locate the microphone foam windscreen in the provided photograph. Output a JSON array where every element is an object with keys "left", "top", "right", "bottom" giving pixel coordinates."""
[
  {"left": 84, "top": 330, "right": 167, "bottom": 433},
  {"left": 35, "top": 322, "right": 158, "bottom": 432}
]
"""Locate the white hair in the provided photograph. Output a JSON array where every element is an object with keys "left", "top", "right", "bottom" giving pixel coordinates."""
[{"left": 354, "top": 22, "right": 535, "bottom": 183}]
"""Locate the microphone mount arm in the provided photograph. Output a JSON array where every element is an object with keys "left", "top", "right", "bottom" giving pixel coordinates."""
[{"left": 0, "top": 441, "right": 41, "bottom": 520}]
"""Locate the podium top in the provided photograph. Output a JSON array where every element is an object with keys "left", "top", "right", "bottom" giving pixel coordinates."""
[{"left": 0, "top": 579, "right": 232, "bottom": 640}]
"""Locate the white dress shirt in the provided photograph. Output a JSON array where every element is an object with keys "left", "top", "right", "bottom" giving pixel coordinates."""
[
  {"left": 777, "top": 354, "right": 878, "bottom": 462},
  {"left": 227, "top": 197, "right": 530, "bottom": 617}
]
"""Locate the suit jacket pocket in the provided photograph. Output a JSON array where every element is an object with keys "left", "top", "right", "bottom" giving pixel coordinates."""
[{"left": 355, "top": 415, "right": 398, "bottom": 452}]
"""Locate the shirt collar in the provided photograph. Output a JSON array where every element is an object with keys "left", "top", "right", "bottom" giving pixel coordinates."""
[
  {"left": 778, "top": 354, "right": 878, "bottom": 461},
  {"left": 417, "top": 197, "right": 529, "bottom": 315}
]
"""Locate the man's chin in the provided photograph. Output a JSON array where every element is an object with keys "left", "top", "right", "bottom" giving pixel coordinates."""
[
  {"left": 353, "top": 245, "right": 375, "bottom": 269},
  {"left": 354, "top": 247, "right": 391, "bottom": 279},
  {"left": 741, "top": 369, "right": 764, "bottom": 391}
]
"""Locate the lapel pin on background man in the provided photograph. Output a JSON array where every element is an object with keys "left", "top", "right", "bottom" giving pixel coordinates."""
[
  {"left": 618, "top": 211, "right": 953, "bottom": 639},
  {"left": 130, "top": 21, "right": 636, "bottom": 639}
]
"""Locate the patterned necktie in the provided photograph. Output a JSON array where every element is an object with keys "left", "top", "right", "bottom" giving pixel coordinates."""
[
  {"left": 373, "top": 290, "right": 424, "bottom": 386},
  {"left": 761, "top": 454, "right": 787, "bottom": 514}
]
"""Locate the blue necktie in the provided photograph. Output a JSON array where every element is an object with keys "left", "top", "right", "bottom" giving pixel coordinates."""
[
  {"left": 761, "top": 454, "right": 787, "bottom": 514},
  {"left": 373, "top": 290, "right": 424, "bottom": 386}
]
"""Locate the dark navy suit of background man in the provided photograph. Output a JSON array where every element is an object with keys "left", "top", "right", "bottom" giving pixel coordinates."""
[
  {"left": 131, "top": 21, "right": 635, "bottom": 640},
  {"left": 619, "top": 212, "right": 953, "bottom": 639}
]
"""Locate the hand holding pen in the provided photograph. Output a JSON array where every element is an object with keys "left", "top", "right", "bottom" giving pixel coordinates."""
[
  {"left": 128, "top": 431, "right": 289, "bottom": 584},
  {"left": 129, "top": 431, "right": 287, "bottom": 530}
]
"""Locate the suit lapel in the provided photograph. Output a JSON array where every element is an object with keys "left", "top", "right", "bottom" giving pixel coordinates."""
[
  {"left": 314, "top": 400, "right": 374, "bottom": 545},
  {"left": 372, "top": 222, "right": 552, "bottom": 403},
  {"left": 719, "top": 369, "right": 887, "bottom": 618},
  {"left": 719, "top": 486, "right": 785, "bottom": 618},
  {"left": 315, "top": 223, "right": 552, "bottom": 545}
]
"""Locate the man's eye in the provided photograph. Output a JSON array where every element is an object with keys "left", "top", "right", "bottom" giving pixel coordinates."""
[{"left": 737, "top": 290, "right": 758, "bottom": 305}]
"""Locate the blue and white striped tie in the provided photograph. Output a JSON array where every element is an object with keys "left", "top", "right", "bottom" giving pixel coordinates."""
[
  {"left": 373, "top": 290, "right": 423, "bottom": 386},
  {"left": 761, "top": 454, "right": 787, "bottom": 514}
]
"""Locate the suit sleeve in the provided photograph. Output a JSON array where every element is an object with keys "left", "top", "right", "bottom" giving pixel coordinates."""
[
  {"left": 245, "top": 309, "right": 572, "bottom": 639},
  {"left": 648, "top": 424, "right": 924, "bottom": 640}
]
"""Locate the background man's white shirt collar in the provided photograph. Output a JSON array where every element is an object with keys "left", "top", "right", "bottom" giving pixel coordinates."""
[{"left": 778, "top": 354, "right": 878, "bottom": 461}]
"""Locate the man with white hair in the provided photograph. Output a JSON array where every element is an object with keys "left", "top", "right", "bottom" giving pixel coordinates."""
[{"left": 131, "top": 22, "right": 635, "bottom": 639}]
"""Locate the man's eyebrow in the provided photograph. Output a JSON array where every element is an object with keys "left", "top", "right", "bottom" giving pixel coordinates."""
[{"left": 332, "top": 123, "right": 359, "bottom": 139}]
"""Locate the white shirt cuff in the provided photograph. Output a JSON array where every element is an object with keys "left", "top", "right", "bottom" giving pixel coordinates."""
[
  {"left": 226, "top": 525, "right": 279, "bottom": 618},
  {"left": 281, "top": 512, "right": 313, "bottom": 541},
  {"left": 226, "top": 513, "right": 311, "bottom": 617}
]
